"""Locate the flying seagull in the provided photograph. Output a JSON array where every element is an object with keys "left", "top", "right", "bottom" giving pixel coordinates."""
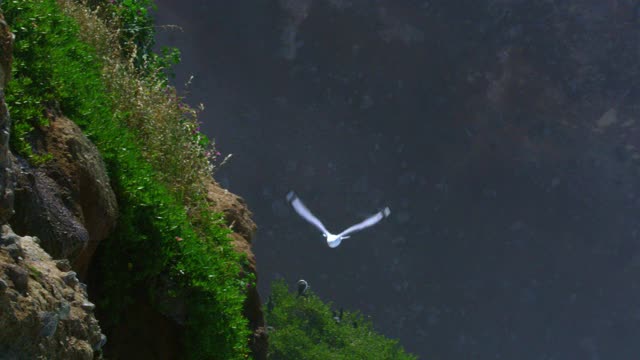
[{"left": 286, "top": 191, "right": 391, "bottom": 248}]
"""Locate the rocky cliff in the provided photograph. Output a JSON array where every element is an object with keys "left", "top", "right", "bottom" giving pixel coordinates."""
[
  {"left": 0, "top": 8, "right": 266, "bottom": 359},
  {"left": 0, "top": 13, "right": 106, "bottom": 359},
  {"left": 0, "top": 226, "right": 105, "bottom": 359},
  {"left": 204, "top": 180, "right": 268, "bottom": 358}
]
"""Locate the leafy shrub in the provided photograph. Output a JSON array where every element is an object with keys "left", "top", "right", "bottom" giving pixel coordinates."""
[
  {"left": 3, "top": 0, "right": 110, "bottom": 162},
  {"left": 95, "top": 119, "right": 251, "bottom": 359},
  {"left": 266, "top": 280, "right": 417, "bottom": 360},
  {"left": 80, "top": 0, "right": 157, "bottom": 69},
  {"left": 63, "top": 0, "right": 226, "bottom": 207},
  {"left": 80, "top": 0, "right": 181, "bottom": 80}
]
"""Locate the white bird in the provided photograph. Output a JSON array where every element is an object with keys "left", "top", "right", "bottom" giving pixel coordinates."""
[{"left": 286, "top": 191, "right": 391, "bottom": 248}]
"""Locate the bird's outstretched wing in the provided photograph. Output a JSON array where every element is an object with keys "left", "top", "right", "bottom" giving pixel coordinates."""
[
  {"left": 287, "top": 191, "right": 330, "bottom": 235},
  {"left": 337, "top": 207, "right": 391, "bottom": 238}
]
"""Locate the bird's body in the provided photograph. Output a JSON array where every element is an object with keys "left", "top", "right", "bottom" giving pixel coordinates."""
[
  {"left": 325, "top": 233, "right": 343, "bottom": 248},
  {"left": 286, "top": 191, "right": 391, "bottom": 248}
]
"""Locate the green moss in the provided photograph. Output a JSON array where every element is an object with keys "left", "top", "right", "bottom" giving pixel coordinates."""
[
  {"left": 266, "top": 280, "right": 417, "bottom": 360},
  {"left": 25, "top": 264, "right": 43, "bottom": 280}
]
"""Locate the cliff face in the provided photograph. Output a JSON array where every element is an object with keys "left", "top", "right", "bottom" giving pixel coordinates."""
[
  {"left": 204, "top": 180, "right": 268, "bottom": 359},
  {"left": 0, "top": 15, "right": 106, "bottom": 360},
  {"left": 0, "top": 8, "right": 266, "bottom": 359},
  {"left": 0, "top": 226, "right": 105, "bottom": 359},
  {"left": 0, "top": 13, "right": 107, "bottom": 359},
  {"left": 11, "top": 114, "right": 118, "bottom": 281},
  {"left": 98, "top": 177, "right": 267, "bottom": 360}
]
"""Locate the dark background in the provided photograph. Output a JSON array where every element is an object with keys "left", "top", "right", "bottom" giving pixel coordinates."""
[{"left": 153, "top": 1, "right": 640, "bottom": 358}]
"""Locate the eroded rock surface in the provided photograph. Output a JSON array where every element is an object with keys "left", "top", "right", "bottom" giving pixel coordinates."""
[
  {"left": 40, "top": 115, "right": 118, "bottom": 278},
  {"left": 13, "top": 164, "right": 91, "bottom": 264},
  {"left": 0, "top": 225, "right": 105, "bottom": 359},
  {"left": 12, "top": 115, "right": 117, "bottom": 279}
]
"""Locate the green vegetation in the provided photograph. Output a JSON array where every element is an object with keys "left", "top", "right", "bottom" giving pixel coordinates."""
[
  {"left": 4, "top": 0, "right": 109, "bottom": 163},
  {"left": 2, "top": 0, "right": 417, "bottom": 358},
  {"left": 1, "top": 0, "right": 250, "bottom": 358},
  {"left": 106, "top": 0, "right": 157, "bottom": 68},
  {"left": 26, "top": 264, "right": 43, "bottom": 280},
  {"left": 266, "top": 280, "right": 417, "bottom": 360}
]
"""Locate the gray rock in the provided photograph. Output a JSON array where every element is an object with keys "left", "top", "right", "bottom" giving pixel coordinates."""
[
  {"left": 79, "top": 282, "right": 87, "bottom": 295},
  {"left": 57, "top": 301, "right": 71, "bottom": 320},
  {"left": 12, "top": 167, "right": 90, "bottom": 262},
  {"left": 62, "top": 271, "right": 78, "bottom": 288},
  {"left": 92, "top": 334, "right": 107, "bottom": 351},
  {"left": 39, "top": 311, "right": 59, "bottom": 337},
  {"left": 0, "top": 225, "right": 19, "bottom": 245},
  {"left": 6, "top": 265, "right": 28, "bottom": 294},
  {"left": 54, "top": 259, "right": 71, "bottom": 272},
  {"left": 3, "top": 243, "right": 23, "bottom": 262},
  {"left": 80, "top": 302, "right": 95, "bottom": 312},
  {"left": 11, "top": 115, "right": 118, "bottom": 280}
]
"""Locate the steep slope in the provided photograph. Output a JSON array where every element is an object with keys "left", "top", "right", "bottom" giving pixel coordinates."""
[
  {"left": 0, "top": 2, "right": 267, "bottom": 359},
  {"left": 0, "top": 15, "right": 106, "bottom": 359}
]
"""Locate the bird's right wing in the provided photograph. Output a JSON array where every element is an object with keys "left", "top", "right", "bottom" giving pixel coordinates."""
[{"left": 287, "top": 191, "right": 330, "bottom": 235}]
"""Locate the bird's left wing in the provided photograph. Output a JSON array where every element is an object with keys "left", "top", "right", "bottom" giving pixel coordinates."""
[
  {"left": 287, "top": 191, "right": 330, "bottom": 235},
  {"left": 337, "top": 207, "right": 391, "bottom": 238}
]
